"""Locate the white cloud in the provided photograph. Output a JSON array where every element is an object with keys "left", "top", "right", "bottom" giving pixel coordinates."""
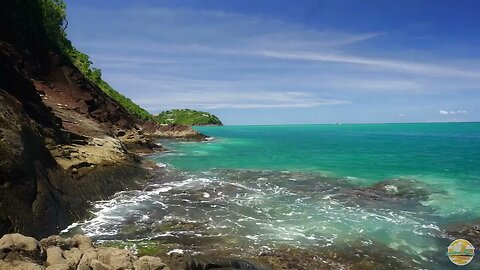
[
  {"left": 257, "top": 50, "right": 480, "bottom": 79},
  {"left": 438, "top": 110, "right": 468, "bottom": 115},
  {"left": 439, "top": 110, "right": 449, "bottom": 115},
  {"left": 75, "top": 7, "right": 383, "bottom": 52},
  {"left": 66, "top": 4, "right": 480, "bottom": 123},
  {"left": 133, "top": 90, "right": 350, "bottom": 110}
]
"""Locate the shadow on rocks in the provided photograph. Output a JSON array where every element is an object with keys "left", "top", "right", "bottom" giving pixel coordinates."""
[{"left": 186, "top": 256, "right": 272, "bottom": 270}]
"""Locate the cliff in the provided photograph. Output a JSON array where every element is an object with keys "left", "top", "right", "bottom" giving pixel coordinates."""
[{"left": 0, "top": 0, "right": 162, "bottom": 238}]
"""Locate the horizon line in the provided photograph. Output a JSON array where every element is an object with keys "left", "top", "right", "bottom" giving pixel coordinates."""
[{"left": 195, "top": 121, "right": 480, "bottom": 127}]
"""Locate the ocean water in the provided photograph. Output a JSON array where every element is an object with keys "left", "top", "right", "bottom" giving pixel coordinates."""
[{"left": 64, "top": 123, "right": 480, "bottom": 269}]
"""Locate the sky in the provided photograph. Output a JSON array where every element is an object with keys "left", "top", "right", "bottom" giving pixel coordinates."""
[{"left": 64, "top": 0, "right": 480, "bottom": 125}]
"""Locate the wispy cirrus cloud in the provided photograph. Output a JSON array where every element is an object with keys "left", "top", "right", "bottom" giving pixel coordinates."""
[
  {"left": 438, "top": 110, "right": 467, "bottom": 115},
  {"left": 135, "top": 90, "right": 350, "bottom": 110},
  {"left": 65, "top": 4, "right": 480, "bottom": 123},
  {"left": 257, "top": 50, "right": 480, "bottom": 79},
  {"left": 104, "top": 74, "right": 350, "bottom": 111}
]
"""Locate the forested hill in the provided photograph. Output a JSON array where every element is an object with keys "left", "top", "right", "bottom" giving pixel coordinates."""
[
  {"left": 154, "top": 109, "right": 223, "bottom": 126},
  {"left": 13, "top": 0, "right": 152, "bottom": 120}
]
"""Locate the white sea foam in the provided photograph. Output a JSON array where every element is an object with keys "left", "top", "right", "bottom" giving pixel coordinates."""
[
  {"left": 60, "top": 222, "right": 80, "bottom": 233},
  {"left": 167, "top": 249, "right": 185, "bottom": 255},
  {"left": 58, "top": 166, "right": 451, "bottom": 270},
  {"left": 384, "top": 184, "right": 399, "bottom": 194},
  {"left": 156, "top": 162, "right": 168, "bottom": 168},
  {"left": 421, "top": 223, "right": 440, "bottom": 231}
]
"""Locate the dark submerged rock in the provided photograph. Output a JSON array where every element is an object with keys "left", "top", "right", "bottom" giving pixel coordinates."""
[
  {"left": 334, "top": 178, "right": 436, "bottom": 210},
  {"left": 445, "top": 220, "right": 480, "bottom": 248},
  {"left": 186, "top": 256, "right": 271, "bottom": 270}
]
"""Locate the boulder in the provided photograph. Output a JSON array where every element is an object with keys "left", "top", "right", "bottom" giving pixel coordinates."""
[
  {"left": 91, "top": 259, "right": 112, "bottom": 270},
  {"left": 0, "top": 233, "right": 44, "bottom": 261},
  {"left": 134, "top": 256, "right": 170, "bottom": 270},
  {"left": 46, "top": 263, "right": 70, "bottom": 270},
  {"left": 77, "top": 245, "right": 98, "bottom": 270},
  {"left": 70, "top": 235, "right": 94, "bottom": 252},
  {"left": 46, "top": 246, "right": 68, "bottom": 266},
  {"left": 0, "top": 233, "right": 40, "bottom": 252},
  {"left": 40, "top": 235, "right": 69, "bottom": 250},
  {"left": 0, "top": 259, "right": 43, "bottom": 270},
  {"left": 62, "top": 248, "right": 82, "bottom": 269},
  {"left": 97, "top": 248, "right": 134, "bottom": 270},
  {"left": 0, "top": 234, "right": 174, "bottom": 270}
]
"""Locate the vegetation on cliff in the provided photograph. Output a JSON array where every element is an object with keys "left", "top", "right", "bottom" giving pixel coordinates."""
[
  {"left": 3, "top": 0, "right": 221, "bottom": 125},
  {"left": 38, "top": 0, "right": 152, "bottom": 120},
  {"left": 153, "top": 109, "right": 223, "bottom": 126}
]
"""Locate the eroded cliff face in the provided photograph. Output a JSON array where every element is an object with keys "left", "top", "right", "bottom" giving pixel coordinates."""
[
  {"left": 0, "top": 1, "right": 158, "bottom": 238},
  {"left": 0, "top": 89, "right": 69, "bottom": 237},
  {"left": 0, "top": 0, "right": 212, "bottom": 238}
]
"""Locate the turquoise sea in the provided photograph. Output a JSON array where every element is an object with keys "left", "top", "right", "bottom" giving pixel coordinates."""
[{"left": 65, "top": 123, "right": 480, "bottom": 269}]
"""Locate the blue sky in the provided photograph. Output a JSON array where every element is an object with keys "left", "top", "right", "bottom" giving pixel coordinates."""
[{"left": 64, "top": 0, "right": 480, "bottom": 125}]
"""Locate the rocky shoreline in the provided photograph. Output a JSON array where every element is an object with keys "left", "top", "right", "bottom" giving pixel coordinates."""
[
  {"left": 0, "top": 233, "right": 170, "bottom": 270},
  {"left": 0, "top": 6, "right": 208, "bottom": 239}
]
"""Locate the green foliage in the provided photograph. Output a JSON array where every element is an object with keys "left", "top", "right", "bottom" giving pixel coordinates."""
[
  {"left": 154, "top": 109, "right": 222, "bottom": 126},
  {"left": 38, "top": 0, "right": 67, "bottom": 45},
  {"left": 34, "top": 0, "right": 222, "bottom": 122},
  {"left": 37, "top": 0, "right": 152, "bottom": 120}
]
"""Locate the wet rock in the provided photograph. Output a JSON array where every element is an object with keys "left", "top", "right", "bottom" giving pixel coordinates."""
[
  {"left": 255, "top": 241, "right": 422, "bottom": 270},
  {"left": 257, "top": 248, "right": 329, "bottom": 270},
  {"left": 445, "top": 220, "right": 480, "bottom": 248},
  {"left": 186, "top": 256, "right": 272, "bottom": 270},
  {"left": 335, "top": 178, "right": 434, "bottom": 209},
  {"left": 371, "top": 179, "right": 432, "bottom": 200},
  {"left": 157, "top": 220, "right": 204, "bottom": 233}
]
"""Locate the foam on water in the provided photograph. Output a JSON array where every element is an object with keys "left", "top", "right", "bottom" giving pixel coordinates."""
[
  {"left": 62, "top": 123, "right": 480, "bottom": 269},
  {"left": 63, "top": 168, "right": 452, "bottom": 268}
]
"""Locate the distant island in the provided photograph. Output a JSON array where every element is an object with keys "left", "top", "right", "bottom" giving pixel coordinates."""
[{"left": 153, "top": 109, "right": 223, "bottom": 126}]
